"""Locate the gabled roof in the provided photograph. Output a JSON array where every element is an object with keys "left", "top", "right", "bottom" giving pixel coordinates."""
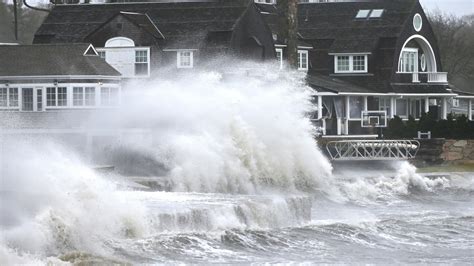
[
  {"left": 257, "top": 0, "right": 417, "bottom": 53},
  {"left": 0, "top": 44, "right": 121, "bottom": 77},
  {"left": 35, "top": 0, "right": 252, "bottom": 49}
]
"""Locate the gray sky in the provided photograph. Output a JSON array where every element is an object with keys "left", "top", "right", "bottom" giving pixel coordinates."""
[{"left": 420, "top": 0, "right": 474, "bottom": 17}]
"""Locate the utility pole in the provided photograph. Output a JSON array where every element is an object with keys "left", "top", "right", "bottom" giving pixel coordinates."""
[{"left": 277, "top": 0, "right": 298, "bottom": 69}]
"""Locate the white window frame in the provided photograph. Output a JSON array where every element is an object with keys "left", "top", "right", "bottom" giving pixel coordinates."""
[
  {"left": 275, "top": 48, "right": 283, "bottom": 69},
  {"left": 46, "top": 87, "right": 68, "bottom": 107},
  {"left": 398, "top": 48, "right": 418, "bottom": 73},
  {"left": 298, "top": 50, "right": 309, "bottom": 71},
  {"left": 134, "top": 49, "right": 150, "bottom": 76},
  {"left": 334, "top": 54, "right": 368, "bottom": 73},
  {"left": 73, "top": 86, "right": 96, "bottom": 107},
  {"left": 0, "top": 87, "right": 19, "bottom": 109},
  {"left": 177, "top": 51, "right": 194, "bottom": 69}
]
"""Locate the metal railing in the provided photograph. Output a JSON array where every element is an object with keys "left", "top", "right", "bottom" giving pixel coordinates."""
[{"left": 326, "top": 140, "right": 420, "bottom": 161}]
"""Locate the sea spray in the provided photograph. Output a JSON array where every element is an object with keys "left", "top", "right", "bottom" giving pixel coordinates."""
[{"left": 93, "top": 65, "right": 334, "bottom": 193}]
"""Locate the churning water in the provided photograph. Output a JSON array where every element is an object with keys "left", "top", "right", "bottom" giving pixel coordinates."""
[{"left": 1, "top": 64, "right": 473, "bottom": 264}]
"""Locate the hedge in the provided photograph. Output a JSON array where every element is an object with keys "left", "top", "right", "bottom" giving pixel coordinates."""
[{"left": 384, "top": 112, "right": 474, "bottom": 139}]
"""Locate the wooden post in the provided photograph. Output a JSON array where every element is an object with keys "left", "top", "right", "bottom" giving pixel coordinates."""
[
  {"left": 363, "top": 96, "right": 368, "bottom": 111},
  {"left": 390, "top": 97, "right": 396, "bottom": 118}
]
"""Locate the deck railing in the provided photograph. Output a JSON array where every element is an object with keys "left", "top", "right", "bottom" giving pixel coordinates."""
[{"left": 326, "top": 140, "right": 421, "bottom": 161}]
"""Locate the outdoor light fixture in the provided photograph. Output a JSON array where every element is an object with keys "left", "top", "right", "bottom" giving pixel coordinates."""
[
  {"left": 98, "top": 81, "right": 103, "bottom": 86},
  {"left": 54, "top": 80, "right": 58, "bottom": 86}
]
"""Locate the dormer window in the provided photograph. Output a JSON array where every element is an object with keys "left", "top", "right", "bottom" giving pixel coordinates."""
[
  {"left": 334, "top": 55, "right": 368, "bottom": 73},
  {"left": 298, "top": 50, "right": 309, "bottom": 71},
  {"left": 177, "top": 51, "right": 194, "bottom": 68}
]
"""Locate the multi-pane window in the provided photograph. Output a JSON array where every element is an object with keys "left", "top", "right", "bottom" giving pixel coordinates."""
[
  {"left": 275, "top": 48, "right": 283, "bottom": 69},
  {"left": 336, "top": 56, "right": 350, "bottom": 72},
  {"left": 298, "top": 50, "right": 309, "bottom": 71},
  {"left": 47, "top": 87, "right": 56, "bottom": 107},
  {"left": 73, "top": 87, "right": 96, "bottom": 107},
  {"left": 57, "top": 87, "right": 67, "bottom": 106},
  {"left": 399, "top": 49, "right": 418, "bottom": 73},
  {"left": 0, "top": 88, "right": 18, "bottom": 108},
  {"left": 335, "top": 55, "right": 367, "bottom": 73},
  {"left": 101, "top": 87, "right": 119, "bottom": 106},
  {"left": 352, "top": 56, "right": 366, "bottom": 71},
  {"left": 46, "top": 87, "right": 67, "bottom": 107},
  {"left": 135, "top": 50, "right": 148, "bottom": 76},
  {"left": 177, "top": 51, "right": 193, "bottom": 68}
]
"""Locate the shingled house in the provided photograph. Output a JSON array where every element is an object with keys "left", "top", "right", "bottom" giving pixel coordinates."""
[
  {"left": 257, "top": 0, "right": 474, "bottom": 136},
  {"left": 0, "top": 44, "right": 121, "bottom": 113},
  {"left": 34, "top": 0, "right": 275, "bottom": 78}
]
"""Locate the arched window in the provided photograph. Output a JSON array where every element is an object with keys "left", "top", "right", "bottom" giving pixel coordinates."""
[{"left": 105, "top": 37, "right": 135, "bottom": 48}]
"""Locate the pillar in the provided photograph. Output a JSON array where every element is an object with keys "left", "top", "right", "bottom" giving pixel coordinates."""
[
  {"left": 363, "top": 96, "right": 368, "bottom": 111},
  {"left": 337, "top": 118, "right": 342, "bottom": 135},
  {"left": 390, "top": 97, "right": 396, "bottom": 118},
  {"left": 442, "top": 98, "right": 448, "bottom": 120},
  {"left": 468, "top": 99, "right": 473, "bottom": 121},
  {"left": 345, "top": 96, "right": 350, "bottom": 135},
  {"left": 424, "top": 97, "right": 430, "bottom": 114},
  {"left": 317, "top": 96, "right": 323, "bottom": 119}
]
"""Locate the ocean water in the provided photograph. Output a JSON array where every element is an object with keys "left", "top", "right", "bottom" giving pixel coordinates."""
[{"left": 1, "top": 65, "right": 473, "bottom": 264}]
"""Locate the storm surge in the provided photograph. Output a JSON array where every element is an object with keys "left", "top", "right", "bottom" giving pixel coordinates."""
[{"left": 1, "top": 63, "right": 472, "bottom": 264}]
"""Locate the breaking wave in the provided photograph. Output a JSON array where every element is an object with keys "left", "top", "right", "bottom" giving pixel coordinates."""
[{"left": 1, "top": 64, "right": 472, "bottom": 264}]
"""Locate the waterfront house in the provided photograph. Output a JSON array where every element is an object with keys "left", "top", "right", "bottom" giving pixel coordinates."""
[
  {"left": 0, "top": 43, "right": 121, "bottom": 114},
  {"left": 34, "top": 0, "right": 275, "bottom": 78},
  {"left": 257, "top": 0, "right": 474, "bottom": 136}
]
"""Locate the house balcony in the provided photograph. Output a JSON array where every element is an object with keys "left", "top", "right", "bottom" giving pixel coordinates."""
[{"left": 398, "top": 72, "right": 448, "bottom": 84}]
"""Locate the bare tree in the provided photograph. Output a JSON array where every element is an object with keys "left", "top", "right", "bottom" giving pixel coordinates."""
[
  {"left": 429, "top": 11, "right": 474, "bottom": 92},
  {"left": 277, "top": 0, "right": 298, "bottom": 69}
]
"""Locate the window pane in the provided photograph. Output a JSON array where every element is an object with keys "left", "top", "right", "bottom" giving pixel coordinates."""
[
  {"left": 85, "top": 87, "right": 95, "bottom": 106},
  {"left": 135, "top": 63, "right": 148, "bottom": 76},
  {"left": 47, "top": 87, "right": 56, "bottom": 106},
  {"left": 57, "top": 87, "right": 67, "bottom": 106},
  {"left": 9, "top": 88, "right": 18, "bottom": 107},
  {"left": 101, "top": 87, "right": 118, "bottom": 106},
  {"left": 369, "top": 9, "right": 384, "bottom": 18},
  {"left": 73, "top": 87, "right": 84, "bottom": 106},
  {"left": 350, "top": 96, "right": 363, "bottom": 118},
  {"left": 337, "top": 56, "right": 350, "bottom": 71},
  {"left": 396, "top": 99, "right": 408, "bottom": 117},
  {"left": 353, "top": 56, "right": 366, "bottom": 71},
  {"left": 356, "top": 10, "right": 370, "bottom": 18},
  {"left": 135, "top": 50, "right": 148, "bottom": 63},
  {"left": 0, "top": 88, "right": 7, "bottom": 107},
  {"left": 179, "top": 51, "right": 192, "bottom": 67}
]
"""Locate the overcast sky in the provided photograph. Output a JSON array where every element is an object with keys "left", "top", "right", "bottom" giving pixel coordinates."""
[{"left": 420, "top": 0, "right": 474, "bottom": 17}]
